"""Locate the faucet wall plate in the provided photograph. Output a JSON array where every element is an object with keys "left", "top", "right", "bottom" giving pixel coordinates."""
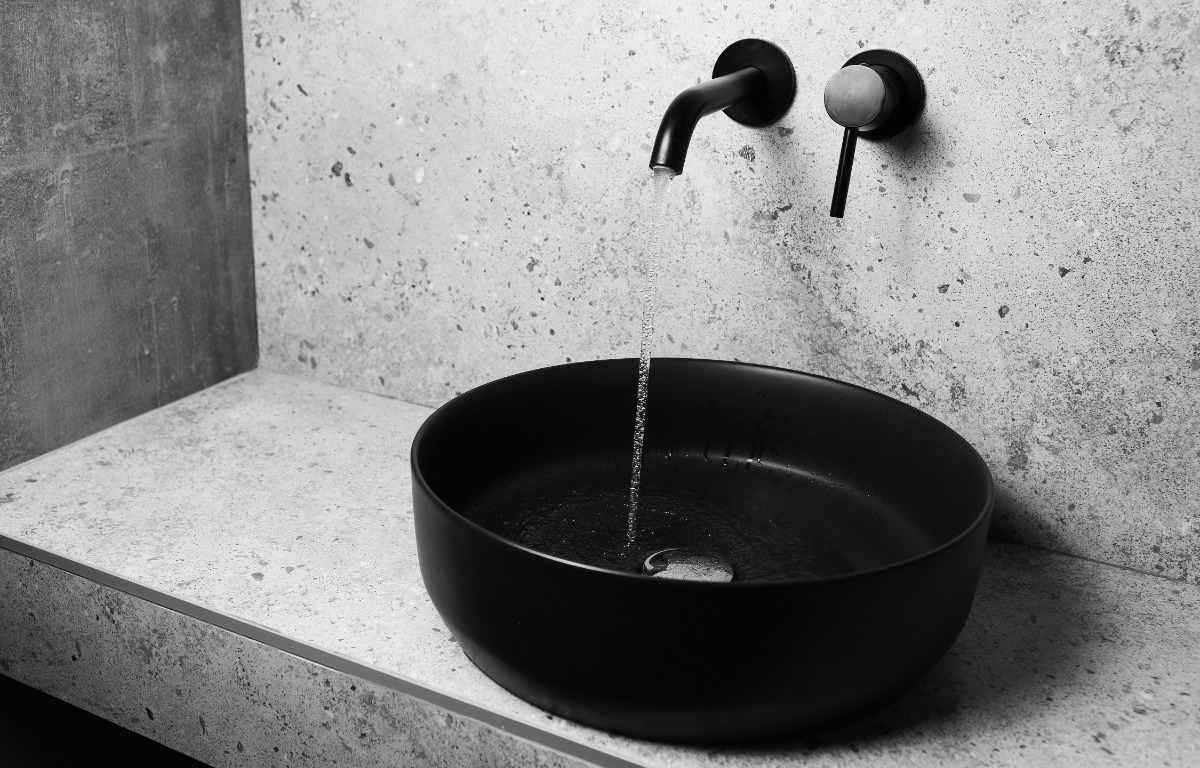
[
  {"left": 712, "top": 38, "right": 796, "bottom": 126},
  {"left": 839, "top": 49, "right": 925, "bottom": 140}
]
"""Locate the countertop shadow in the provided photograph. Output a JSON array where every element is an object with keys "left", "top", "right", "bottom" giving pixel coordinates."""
[{"left": 726, "top": 537, "right": 1103, "bottom": 757}]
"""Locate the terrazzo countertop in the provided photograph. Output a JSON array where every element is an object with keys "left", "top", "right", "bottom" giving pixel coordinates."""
[{"left": 0, "top": 369, "right": 1197, "bottom": 767}]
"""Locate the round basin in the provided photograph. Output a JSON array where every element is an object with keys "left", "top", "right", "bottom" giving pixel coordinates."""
[{"left": 411, "top": 358, "right": 994, "bottom": 743}]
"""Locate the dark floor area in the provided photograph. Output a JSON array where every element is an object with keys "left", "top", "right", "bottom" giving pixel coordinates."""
[{"left": 0, "top": 674, "right": 209, "bottom": 767}]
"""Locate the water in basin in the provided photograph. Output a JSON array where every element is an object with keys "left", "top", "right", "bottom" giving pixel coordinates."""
[{"left": 462, "top": 456, "right": 935, "bottom": 582}]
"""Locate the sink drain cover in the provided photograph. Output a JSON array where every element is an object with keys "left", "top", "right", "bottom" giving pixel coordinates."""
[{"left": 642, "top": 548, "right": 734, "bottom": 582}]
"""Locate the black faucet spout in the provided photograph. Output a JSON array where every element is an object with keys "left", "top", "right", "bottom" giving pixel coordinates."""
[
  {"left": 648, "top": 39, "right": 796, "bottom": 176},
  {"left": 650, "top": 67, "right": 766, "bottom": 175}
]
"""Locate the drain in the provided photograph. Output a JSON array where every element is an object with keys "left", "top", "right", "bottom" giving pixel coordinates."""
[{"left": 642, "top": 548, "right": 734, "bottom": 582}]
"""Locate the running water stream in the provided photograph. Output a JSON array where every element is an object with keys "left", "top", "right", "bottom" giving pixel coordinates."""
[
  {"left": 626, "top": 167, "right": 676, "bottom": 545},
  {"left": 464, "top": 162, "right": 931, "bottom": 582}
]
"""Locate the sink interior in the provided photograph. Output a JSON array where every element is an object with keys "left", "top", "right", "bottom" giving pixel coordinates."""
[{"left": 462, "top": 454, "right": 937, "bottom": 582}]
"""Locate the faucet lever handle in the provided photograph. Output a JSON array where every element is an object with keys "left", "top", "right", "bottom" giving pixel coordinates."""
[
  {"left": 830, "top": 127, "right": 858, "bottom": 219},
  {"left": 822, "top": 50, "right": 925, "bottom": 219}
]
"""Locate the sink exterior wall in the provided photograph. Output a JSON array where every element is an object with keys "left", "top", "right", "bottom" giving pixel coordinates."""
[
  {"left": 0, "top": 0, "right": 257, "bottom": 471},
  {"left": 242, "top": 0, "right": 1199, "bottom": 584}
]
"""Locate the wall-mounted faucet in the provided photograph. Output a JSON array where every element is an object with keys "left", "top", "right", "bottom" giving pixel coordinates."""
[
  {"left": 650, "top": 39, "right": 796, "bottom": 175},
  {"left": 823, "top": 50, "right": 925, "bottom": 218}
]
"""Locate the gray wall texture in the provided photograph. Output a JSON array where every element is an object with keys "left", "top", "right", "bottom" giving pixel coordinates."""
[
  {"left": 0, "top": 0, "right": 257, "bottom": 470},
  {"left": 242, "top": 0, "right": 1198, "bottom": 583}
]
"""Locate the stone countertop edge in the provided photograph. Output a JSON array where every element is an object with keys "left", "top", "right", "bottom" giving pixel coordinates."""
[
  {"left": 0, "top": 368, "right": 1196, "bottom": 768},
  {"left": 0, "top": 532, "right": 641, "bottom": 768}
]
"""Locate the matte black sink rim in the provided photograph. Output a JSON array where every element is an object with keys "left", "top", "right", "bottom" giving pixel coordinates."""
[
  {"left": 411, "top": 357, "right": 995, "bottom": 743},
  {"left": 411, "top": 360, "right": 994, "bottom": 586}
]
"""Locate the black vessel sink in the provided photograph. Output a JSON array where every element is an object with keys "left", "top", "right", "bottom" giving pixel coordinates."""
[{"left": 411, "top": 358, "right": 993, "bottom": 743}]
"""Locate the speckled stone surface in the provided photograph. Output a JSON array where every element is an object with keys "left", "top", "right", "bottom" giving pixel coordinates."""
[
  {"left": 240, "top": 0, "right": 1200, "bottom": 582},
  {"left": 0, "top": 370, "right": 1196, "bottom": 766},
  {"left": 0, "top": 547, "right": 593, "bottom": 768}
]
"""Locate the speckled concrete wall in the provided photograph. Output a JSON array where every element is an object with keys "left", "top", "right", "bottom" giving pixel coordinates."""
[{"left": 242, "top": 1, "right": 1199, "bottom": 583}]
